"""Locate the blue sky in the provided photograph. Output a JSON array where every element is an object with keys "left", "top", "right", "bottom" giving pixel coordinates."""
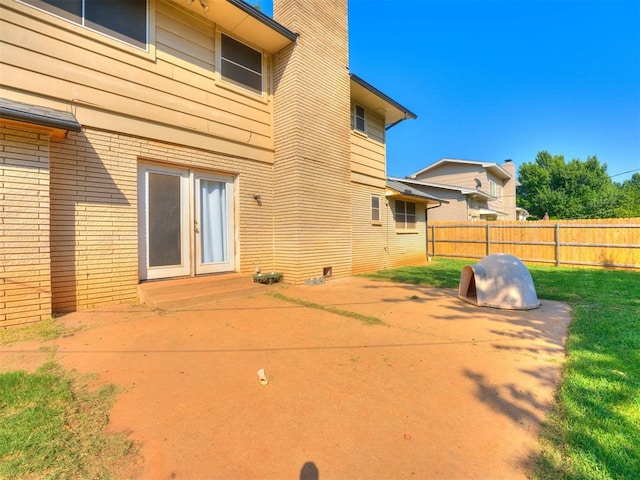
[{"left": 258, "top": 0, "right": 640, "bottom": 183}]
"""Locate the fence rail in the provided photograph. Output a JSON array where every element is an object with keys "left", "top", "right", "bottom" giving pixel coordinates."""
[{"left": 428, "top": 218, "right": 640, "bottom": 269}]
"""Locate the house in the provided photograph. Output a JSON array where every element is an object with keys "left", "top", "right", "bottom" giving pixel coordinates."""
[
  {"left": 391, "top": 158, "right": 521, "bottom": 221},
  {"left": 0, "top": 0, "right": 435, "bottom": 324}
]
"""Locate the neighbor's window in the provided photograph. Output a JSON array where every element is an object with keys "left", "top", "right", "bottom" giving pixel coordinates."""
[
  {"left": 220, "top": 33, "right": 263, "bottom": 95},
  {"left": 395, "top": 200, "right": 416, "bottom": 230},
  {"left": 22, "top": 0, "right": 148, "bottom": 49},
  {"left": 489, "top": 180, "right": 503, "bottom": 200},
  {"left": 371, "top": 195, "right": 381, "bottom": 222},
  {"left": 354, "top": 104, "right": 366, "bottom": 133}
]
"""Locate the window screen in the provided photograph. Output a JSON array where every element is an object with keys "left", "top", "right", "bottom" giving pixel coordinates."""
[
  {"left": 220, "top": 34, "right": 263, "bottom": 94},
  {"left": 355, "top": 104, "right": 366, "bottom": 132},
  {"left": 371, "top": 195, "right": 380, "bottom": 222},
  {"left": 22, "top": 0, "right": 147, "bottom": 49},
  {"left": 395, "top": 200, "right": 416, "bottom": 229}
]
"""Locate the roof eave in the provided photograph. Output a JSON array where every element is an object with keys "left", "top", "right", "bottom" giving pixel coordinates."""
[
  {"left": 0, "top": 99, "right": 81, "bottom": 135},
  {"left": 225, "top": 0, "right": 298, "bottom": 45},
  {"left": 175, "top": 0, "right": 297, "bottom": 54},
  {"left": 350, "top": 73, "right": 417, "bottom": 129}
]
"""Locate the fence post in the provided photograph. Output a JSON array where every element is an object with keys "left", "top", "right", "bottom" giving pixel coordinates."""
[
  {"left": 431, "top": 224, "right": 436, "bottom": 257},
  {"left": 554, "top": 223, "right": 561, "bottom": 266},
  {"left": 486, "top": 223, "right": 491, "bottom": 255}
]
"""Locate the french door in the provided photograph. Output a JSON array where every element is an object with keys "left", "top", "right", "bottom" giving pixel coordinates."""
[{"left": 138, "top": 164, "right": 235, "bottom": 280}]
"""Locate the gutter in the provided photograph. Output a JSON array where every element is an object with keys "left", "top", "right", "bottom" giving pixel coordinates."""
[{"left": 349, "top": 73, "right": 417, "bottom": 129}]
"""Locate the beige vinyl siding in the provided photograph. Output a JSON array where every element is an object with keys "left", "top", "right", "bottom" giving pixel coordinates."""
[
  {"left": 422, "top": 190, "right": 469, "bottom": 222},
  {"left": 350, "top": 106, "right": 386, "bottom": 185},
  {"left": 1, "top": 124, "right": 52, "bottom": 324},
  {"left": 387, "top": 199, "right": 428, "bottom": 268},
  {"left": 415, "top": 164, "right": 485, "bottom": 189},
  {"left": 351, "top": 183, "right": 388, "bottom": 273},
  {"left": 1, "top": 0, "right": 273, "bottom": 162}
]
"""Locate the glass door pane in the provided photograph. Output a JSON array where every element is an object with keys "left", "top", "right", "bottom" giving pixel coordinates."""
[
  {"left": 148, "top": 172, "right": 182, "bottom": 267},
  {"left": 199, "top": 179, "right": 227, "bottom": 264},
  {"left": 196, "top": 175, "right": 234, "bottom": 273},
  {"left": 138, "top": 166, "right": 190, "bottom": 280}
]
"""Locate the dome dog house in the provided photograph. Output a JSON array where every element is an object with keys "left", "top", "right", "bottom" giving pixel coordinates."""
[{"left": 458, "top": 254, "right": 540, "bottom": 310}]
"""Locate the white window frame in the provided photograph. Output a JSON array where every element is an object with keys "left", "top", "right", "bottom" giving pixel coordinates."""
[{"left": 354, "top": 104, "right": 367, "bottom": 133}]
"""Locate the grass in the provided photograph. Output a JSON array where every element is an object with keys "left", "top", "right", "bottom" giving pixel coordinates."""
[
  {"left": 269, "top": 291, "right": 385, "bottom": 325},
  {"left": 0, "top": 362, "right": 139, "bottom": 479},
  {"left": 0, "top": 317, "right": 67, "bottom": 345},
  {"left": 365, "top": 258, "right": 640, "bottom": 480},
  {"left": 1, "top": 320, "right": 139, "bottom": 479}
]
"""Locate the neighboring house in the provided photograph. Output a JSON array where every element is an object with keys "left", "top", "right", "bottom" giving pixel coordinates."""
[
  {"left": 0, "top": 0, "right": 433, "bottom": 324},
  {"left": 392, "top": 158, "right": 520, "bottom": 221}
]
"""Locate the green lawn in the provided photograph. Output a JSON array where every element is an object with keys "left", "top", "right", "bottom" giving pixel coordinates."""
[
  {"left": 365, "top": 258, "right": 640, "bottom": 480},
  {"left": 0, "top": 332, "right": 139, "bottom": 479}
]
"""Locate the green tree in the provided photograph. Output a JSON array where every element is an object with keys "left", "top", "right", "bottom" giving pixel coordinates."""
[
  {"left": 517, "top": 151, "right": 623, "bottom": 219},
  {"left": 615, "top": 173, "right": 640, "bottom": 218}
]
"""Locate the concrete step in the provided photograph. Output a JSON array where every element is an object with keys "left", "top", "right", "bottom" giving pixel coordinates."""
[{"left": 138, "top": 273, "right": 270, "bottom": 311}]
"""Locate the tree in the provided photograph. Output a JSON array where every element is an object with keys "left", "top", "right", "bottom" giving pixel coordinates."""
[
  {"left": 517, "top": 151, "right": 624, "bottom": 219},
  {"left": 615, "top": 173, "right": 640, "bottom": 218}
]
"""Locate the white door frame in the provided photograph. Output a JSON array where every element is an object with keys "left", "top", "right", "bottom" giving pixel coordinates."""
[
  {"left": 194, "top": 172, "right": 236, "bottom": 274},
  {"left": 138, "top": 163, "right": 236, "bottom": 281}
]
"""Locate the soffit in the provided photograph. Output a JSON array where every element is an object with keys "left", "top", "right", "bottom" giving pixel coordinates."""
[
  {"left": 350, "top": 74, "right": 416, "bottom": 129},
  {"left": 170, "top": 0, "right": 297, "bottom": 53}
]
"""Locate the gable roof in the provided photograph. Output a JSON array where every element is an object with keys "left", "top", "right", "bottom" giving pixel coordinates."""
[
  {"left": 407, "top": 158, "right": 512, "bottom": 180},
  {"left": 390, "top": 177, "right": 493, "bottom": 200},
  {"left": 350, "top": 74, "right": 417, "bottom": 129},
  {"left": 386, "top": 179, "right": 448, "bottom": 204}
]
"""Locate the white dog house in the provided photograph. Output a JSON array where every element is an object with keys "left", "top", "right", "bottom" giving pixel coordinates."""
[{"left": 458, "top": 254, "right": 540, "bottom": 310}]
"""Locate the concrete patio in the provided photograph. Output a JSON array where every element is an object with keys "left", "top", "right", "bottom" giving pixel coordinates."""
[{"left": 1, "top": 277, "right": 571, "bottom": 479}]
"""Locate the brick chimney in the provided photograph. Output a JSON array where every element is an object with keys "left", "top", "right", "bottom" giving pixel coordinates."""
[
  {"left": 271, "top": 0, "right": 352, "bottom": 283},
  {"left": 502, "top": 159, "right": 517, "bottom": 220}
]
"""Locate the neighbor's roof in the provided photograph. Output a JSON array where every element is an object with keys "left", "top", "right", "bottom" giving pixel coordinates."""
[
  {"left": 391, "top": 177, "right": 493, "bottom": 200},
  {"left": 0, "top": 97, "right": 81, "bottom": 132},
  {"left": 407, "top": 158, "right": 512, "bottom": 180},
  {"left": 386, "top": 179, "right": 448, "bottom": 203},
  {"left": 350, "top": 74, "right": 417, "bottom": 129}
]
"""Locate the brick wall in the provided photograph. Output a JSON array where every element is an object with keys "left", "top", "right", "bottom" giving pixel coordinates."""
[
  {"left": 1, "top": 124, "right": 52, "bottom": 324},
  {"left": 49, "top": 127, "right": 275, "bottom": 313},
  {"left": 272, "top": 0, "right": 352, "bottom": 283}
]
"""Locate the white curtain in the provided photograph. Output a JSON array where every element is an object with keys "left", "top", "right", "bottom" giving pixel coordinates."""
[{"left": 200, "top": 180, "right": 227, "bottom": 263}]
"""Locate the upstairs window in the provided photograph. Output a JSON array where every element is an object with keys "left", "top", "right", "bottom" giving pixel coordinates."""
[
  {"left": 395, "top": 200, "right": 416, "bottom": 230},
  {"left": 22, "top": 0, "right": 148, "bottom": 49},
  {"left": 489, "top": 180, "right": 503, "bottom": 200},
  {"left": 354, "top": 104, "right": 366, "bottom": 133},
  {"left": 371, "top": 195, "right": 381, "bottom": 222},
  {"left": 220, "top": 33, "right": 263, "bottom": 95}
]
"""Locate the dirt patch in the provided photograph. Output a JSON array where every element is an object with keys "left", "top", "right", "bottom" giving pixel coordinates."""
[{"left": 1, "top": 278, "right": 570, "bottom": 479}]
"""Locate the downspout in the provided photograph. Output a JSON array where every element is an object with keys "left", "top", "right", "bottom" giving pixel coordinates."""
[{"left": 426, "top": 202, "right": 444, "bottom": 258}]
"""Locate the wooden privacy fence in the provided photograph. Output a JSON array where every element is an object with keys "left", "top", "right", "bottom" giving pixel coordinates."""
[{"left": 428, "top": 218, "right": 640, "bottom": 269}]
